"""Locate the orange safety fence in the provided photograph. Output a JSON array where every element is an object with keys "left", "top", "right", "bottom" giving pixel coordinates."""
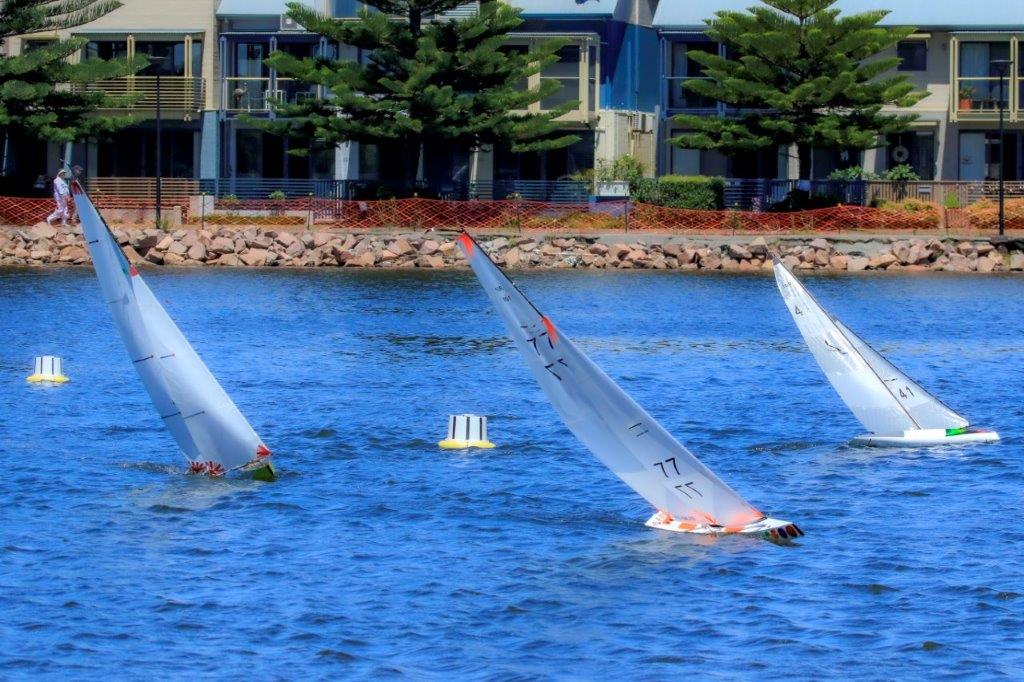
[{"left": 2, "top": 195, "right": 1022, "bottom": 232}]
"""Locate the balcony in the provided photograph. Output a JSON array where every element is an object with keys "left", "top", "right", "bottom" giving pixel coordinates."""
[
  {"left": 954, "top": 76, "right": 1020, "bottom": 122},
  {"left": 665, "top": 77, "right": 717, "bottom": 111},
  {"left": 222, "top": 77, "right": 320, "bottom": 113},
  {"left": 75, "top": 76, "right": 206, "bottom": 120}
]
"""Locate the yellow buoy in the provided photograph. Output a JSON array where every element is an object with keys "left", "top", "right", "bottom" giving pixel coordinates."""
[
  {"left": 27, "top": 356, "right": 69, "bottom": 384},
  {"left": 438, "top": 414, "right": 495, "bottom": 449}
]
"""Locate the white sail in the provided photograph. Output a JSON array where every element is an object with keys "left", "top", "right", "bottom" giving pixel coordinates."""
[
  {"left": 72, "top": 183, "right": 270, "bottom": 473},
  {"left": 773, "top": 259, "right": 968, "bottom": 436},
  {"left": 458, "top": 233, "right": 765, "bottom": 529}
]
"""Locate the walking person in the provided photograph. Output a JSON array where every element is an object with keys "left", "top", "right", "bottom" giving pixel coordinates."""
[{"left": 46, "top": 169, "right": 71, "bottom": 227}]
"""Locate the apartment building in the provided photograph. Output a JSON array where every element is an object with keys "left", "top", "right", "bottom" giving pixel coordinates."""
[
  {"left": 7, "top": 0, "right": 661, "bottom": 196},
  {"left": 10, "top": 1, "right": 1017, "bottom": 189},
  {"left": 654, "top": 1, "right": 1023, "bottom": 182}
]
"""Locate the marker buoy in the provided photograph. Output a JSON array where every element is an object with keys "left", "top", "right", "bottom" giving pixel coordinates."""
[
  {"left": 27, "top": 356, "right": 69, "bottom": 384},
  {"left": 438, "top": 414, "right": 495, "bottom": 449}
]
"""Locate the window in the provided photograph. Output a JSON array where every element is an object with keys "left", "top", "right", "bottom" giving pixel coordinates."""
[
  {"left": 666, "top": 41, "right": 717, "bottom": 109},
  {"left": 540, "top": 45, "right": 580, "bottom": 110},
  {"left": 958, "top": 41, "right": 1011, "bottom": 110},
  {"left": 86, "top": 41, "right": 128, "bottom": 60},
  {"left": 135, "top": 41, "right": 187, "bottom": 76},
  {"left": 896, "top": 41, "right": 927, "bottom": 71}
]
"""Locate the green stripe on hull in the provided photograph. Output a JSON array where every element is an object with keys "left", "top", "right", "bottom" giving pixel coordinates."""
[{"left": 250, "top": 461, "right": 277, "bottom": 482}]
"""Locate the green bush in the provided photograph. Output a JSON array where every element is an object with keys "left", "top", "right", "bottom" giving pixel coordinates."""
[
  {"left": 268, "top": 190, "right": 287, "bottom": 200},
  {"left": 884, "top": 164, "right": 920, "bottom": 182},
  {"left": 639, "top": 175, "right": 724, "bottom": 210},
  {"left": 943, "top": 190, "right": 961, "bottom": 209},
  {"left": 827, "top": 167, "right": 880, "bottom": 181}
]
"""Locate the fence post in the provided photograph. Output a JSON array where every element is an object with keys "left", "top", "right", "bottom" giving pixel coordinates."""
[
  {"left": 200, "top": 191, "right": 206, "bottom": 230},
  {"left": 307, "top": 193, "right": 314, "bottom": 229},
  {"left": 624, "top": 200, "right": 630, "bottom": 233}
]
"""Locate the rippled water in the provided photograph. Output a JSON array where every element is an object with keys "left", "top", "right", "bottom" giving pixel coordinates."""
[{"left": 2, "top": 266, "right": 1023, "bottom": 678}]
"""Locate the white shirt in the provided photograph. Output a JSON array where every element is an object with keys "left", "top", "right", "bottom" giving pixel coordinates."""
[{"left": 53, "top": 176, "right": 70, "bottom": 200}]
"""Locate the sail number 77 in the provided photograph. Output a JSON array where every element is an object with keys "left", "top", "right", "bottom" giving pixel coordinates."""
[{"left": 653, "top": 457, "right": 703, "bottom": 498}]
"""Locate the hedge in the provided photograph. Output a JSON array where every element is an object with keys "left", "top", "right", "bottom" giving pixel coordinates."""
[{"left": 632, "top": 175, "right": 725, "bottom": 210}]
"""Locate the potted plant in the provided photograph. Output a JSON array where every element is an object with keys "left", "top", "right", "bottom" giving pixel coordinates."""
[{"left": 958, "top": 85, "right": 974, "bottom": 111}]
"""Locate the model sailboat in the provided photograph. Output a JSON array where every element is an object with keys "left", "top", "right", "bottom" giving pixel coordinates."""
[
  {"left": 773, "top": 258, "right": 998, "bottom": 447},
  {"left": 72, "top": 180, "right": 276, "bottom": 480},
  {"left": 458, "top": 233, "right": 800, "bottom": 540}
]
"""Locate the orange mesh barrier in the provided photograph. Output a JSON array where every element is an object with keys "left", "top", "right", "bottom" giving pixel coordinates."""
[{"left": 0, "top": 195, "right": 1012, "bottom": 233}]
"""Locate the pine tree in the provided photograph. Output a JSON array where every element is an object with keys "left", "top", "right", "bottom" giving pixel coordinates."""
[
  {"left": 258, "top": 0, "right": 580, "bottom": 194},
  {"left": 670, "top": 0, "right": 926, "bottom": 179},
  {"left": 0, "top": 0, "right": 139, "bottom": 144}
]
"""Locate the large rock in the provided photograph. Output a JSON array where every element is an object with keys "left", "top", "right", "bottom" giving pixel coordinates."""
[
  {"left": 167, "top": 241, "right": 188, "bottom": 256},
  {"left": 162, "top": 251, "right": 186, "bottom": 266},
  {"left": 209, "top": 236, "right": 235, "bottom": 255},
  {"left": 187, "top": 243, "right": 207, "bottom": 261},
  {"left": 30, "top": 223, "right": 58, "bottom": 241},
  {"left": 503, "top": 248, "right": 521, "bottom": 268},
  {"left": 416, "top": 254, "right": 445, "bottom": 268},
  {"left": 829, "top": 255, "right": 849, "bottom": 270},
  {"left": 610, "top": 243, "right": 631, "bottom": 261},
  {"left": 285, "top": 240, "right": 305, "bottom": 257},
  {"left": 977, "top": 257, "right": 996, "bottom": 273},
  {"left": 58, "top": 245, "right": 89, "bottom": 264},
  {"left": 239, "top": 249, "right": 268, "bottom": 266},
  {"left": 869, "top": 253, "right": 898, "bottom": 270},
  {"left": 419, "top": 239, "right": 440, "bottom": 255},
  {"left": 809, "top": 237, "right": 829, "bottom": 251},
  {"left": 906, "top": 243, "right": 930, "bottom": 265},
  {"left": 155, "top": 235, "right": 174, "bottom": 251},
  {"left": 390, "top": 238, "right": 415, "bottom": 256},
  {"left": 1010, "top": 253, "right": 1024, "bottom": 271},
  {"left": 748, "top": 236, "right": 769, "bottom": 256},
  {"left": 847, "top": 256, "right": 869, "bottom": 272},
  {"left": 347, "top": 250, "right": 376, "bottom": 267},
  {"left": 588, "top": 243, "right": 609, "bottom": 256},
  {"left": 727, "top": 243, "right": 752, "bottom": 260},
  {"left": 276, "top": 231, "right": 298, "bottom": 248}
]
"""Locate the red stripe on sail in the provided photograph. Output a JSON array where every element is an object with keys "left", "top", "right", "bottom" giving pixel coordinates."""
[
  {"left": 457, "top": 232, "right": 474, "bottom": 256},
  {"left": 541, "top": 316, "right": 558, "bottom": 344},
  {"left": 256, "top": 443, "right": 271, "bottom": 459}
]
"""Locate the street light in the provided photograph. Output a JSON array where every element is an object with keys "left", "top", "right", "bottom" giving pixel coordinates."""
[
  {"left": 148, "top": 55, "right": 169, "bottom": 228},
  {"left": 991, "top": 58, "right": 1012, "bottom": 237}
]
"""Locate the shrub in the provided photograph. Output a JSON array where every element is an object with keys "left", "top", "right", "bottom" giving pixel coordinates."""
[
  {"left": 877, "top": 199, "right": 941, "bottom": 226},
  {"left": 827, "top": 167, "right": 881, "bottom": 181},
  {"left": 190, "top": 214, "right": 306, "bottom": 226},
  {"left": 268, "top": 190, "right": 287, "bottom": 200},
  {"left": 884, "top": 164, "right": 920, "bottom": 182},
  {"left": 943, "top": 190, "right": 961, "bottom": 209},
  {"left": 639, "top": 175, "right": 724, "bottom": 210},
  {"left": 965, "top": 199, "right": 1024, "bottom": 229}
]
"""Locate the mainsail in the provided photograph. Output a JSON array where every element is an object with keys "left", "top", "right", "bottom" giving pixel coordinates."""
[
  {"left": 72, "top": 182, "right": 271, "bottom": 474},
  {"left": 458, "top": 233, "right": 765, "bottom": 529},
  {"left": 773, "top": 258, "right": 968, "bottom": 436}
]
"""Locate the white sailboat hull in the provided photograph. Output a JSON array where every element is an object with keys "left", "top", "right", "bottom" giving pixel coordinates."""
[
  {"left": 851, "top": 428, "right": 1000, "bottom": 448},
  {"left": 645, "top": 512, "right": 803, "bottom": 541}
]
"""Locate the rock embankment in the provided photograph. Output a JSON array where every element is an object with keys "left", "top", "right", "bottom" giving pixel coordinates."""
[{"left": 3, "top": 223, "right": 1024, "bottom": 273}]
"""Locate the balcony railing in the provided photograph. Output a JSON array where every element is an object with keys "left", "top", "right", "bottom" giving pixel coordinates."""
[
  {"left": 75, "top": 76, "right": 205, "bottom": 118},
  {"left": 665, "top": 77, "right": 717, "bottom": 110},
  {"left": 223, "top": 77, "right": 319, "bottom": 113},
  {"left": 955, "top": 76, "right": 1017, "bottom": 120}
]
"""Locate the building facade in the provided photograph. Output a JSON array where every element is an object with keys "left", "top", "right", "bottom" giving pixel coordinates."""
[
  {"left": 8, "top": 0, "right": 661, "bottom": 196},
  {"left": 6, "top": 0, "right": 1022, "bottom": 190},
  {"left": 654, "top": 1, "right": 1024, "bottom": 182}
]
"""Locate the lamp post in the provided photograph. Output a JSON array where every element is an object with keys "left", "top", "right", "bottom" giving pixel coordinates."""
[
  {"left": 149, "top": 55, "right": 169, "bottom": 228},
  {"left": 991, "top": 58, "right": 1012, "bottom": 237}
]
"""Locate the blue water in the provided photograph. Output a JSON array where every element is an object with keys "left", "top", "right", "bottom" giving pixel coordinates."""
[{"left": 1, "top": 266, "right": 1023, "bottom": 679}]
